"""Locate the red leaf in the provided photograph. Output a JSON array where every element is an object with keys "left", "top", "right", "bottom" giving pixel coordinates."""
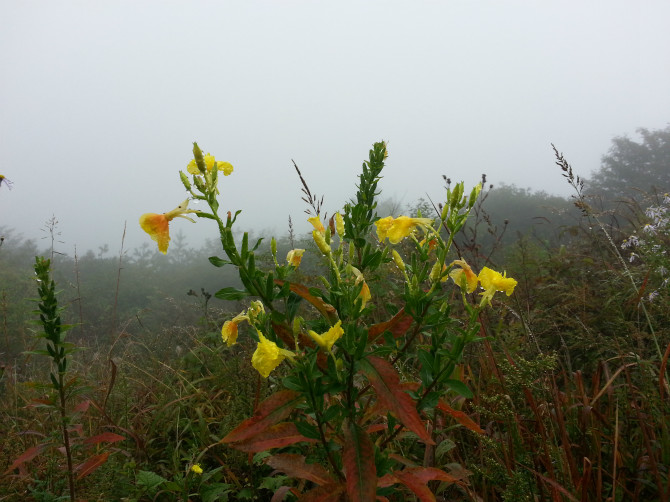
[
  {"left": 359, "top": 356, "right": 434, "bottom": 445},
  {"left": 270, "top": 485, "right": 300, "bottom": 502},
  {"left": 343, "top": 421, "right": 377, "bottom": 502},
  {"left": 73, "top": 399, "right": 91, "bottom": 414},
  {"left": 222, "top": 390, "right": 302, "bottom": 444},
  {"left": 266, "top": 453, "right": 335, "bottom": 486},
  {"left": 380, "top": 467, "right": 466, "bottom": 502},
  {"left": 300, "top": 483, "right": 346, "bottom": 501},
  {"left": 83, "top": 432, "right": 127, "bottom": 445},
  {"left": 275, "top": 280, "right": 338, "bottom": 324},
  {"left": 436, "top": 399, "right": 485, "bottom": 435},
  {"left": 368, "top": 308, "right": 413, "bottom": 343},
  {"left": 233, "top": 423, "right": 316, "bottom": 452},
  {"left": 75, "top": 452, "right": 110, "bottom": 480},
  {"left": 4, "top": 443, "right": 52, "bottom": 474}
]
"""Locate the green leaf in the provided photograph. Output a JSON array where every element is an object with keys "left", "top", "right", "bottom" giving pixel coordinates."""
[
  {"left": 214, "top": 287, "right": 249, "bottom": 301},
  {"left": 136, "top": 470, "right": 168, "bottom": 489},
  {"left": 294, "top": 421, "right": 321, "bottom": 441},
  {"left": 444, "top": 379, "right": 474, "bottom": 399},
  {"left": 209, "top": 256, "right": 232, "bottom": 267}
]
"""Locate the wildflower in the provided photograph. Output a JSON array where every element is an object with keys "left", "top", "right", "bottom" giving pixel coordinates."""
[
  {"left": 251, "top": 332, "right": 294, "bottom": 378},
  {"left": 375, "top": 216, "right": 433, "bottom": 244},
  {"left": 187, "top": 154, "right": 233, "bottom": 176},
  {"left": 287, "top": 249, "right": 305, "bottom": 267},
  {"left": 307, "top": 320, "right": 344, "bottom": 353},
  {"left": 449, "top": 259, "right": 479, "bottom": 293},
  {"left": 247, "top": 301, "right": 265, "bottom": 325},
  {"left": 350, "top": 267, "right": 371, "bottom": 308},
  {"left": 191, "top": 464, "right": 203, "bottom": 475},
  {"left": 0, "top": 175, "right": 13, "bottom": 190},
  {"left": 308, "top": 216, "right": 325, "bottom": 234},
  {"left": 478, "top": 267, "right": 517, "bottom": 306},
  {"left": 139, "top": 199, "right": 200, "bottom": 254},
  {"left": 221, "top": 312, "right": 249, "bottom": 346}
]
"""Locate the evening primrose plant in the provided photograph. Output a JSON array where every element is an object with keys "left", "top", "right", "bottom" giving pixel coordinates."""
[{"left": 140, "top": 141, "right": 517, "bottom": 499}]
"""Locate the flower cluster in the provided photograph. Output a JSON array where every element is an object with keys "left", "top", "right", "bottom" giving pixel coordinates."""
[{"left": 621, "top": 194, "right": 670, "bottom": 302}]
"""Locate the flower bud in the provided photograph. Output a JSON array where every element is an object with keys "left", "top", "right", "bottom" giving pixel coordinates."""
[
  {"left": 335, "top": 212, "right": 345, "bottom": 238},
  {"left": 179, "top": 171, "right": 191, "bottom": 191},
  {"left": 313, "top": 230, "right": 331, "bottom": 255},
  {"left": 392, "top": 250, "right": 405, "bottom": 272},
  {"left": 192, "top": 142, "right": 206, "bottom": 174},
  {"left": 271, "top": 237, "right": 277, "bottom": 258}
]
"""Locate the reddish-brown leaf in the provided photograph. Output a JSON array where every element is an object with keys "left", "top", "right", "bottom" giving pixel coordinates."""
[
  {"left": 266, "top": 453, "right": 335, "bottom": 486},
  {"left": 4, "top": 443, "right": 52, "bottom": 474},
  {"left": 380, "top": 467, "right": 466, "bottom": 502},
  {"left": 436, "top": 399, "right": 485, "bottom": 435},
  {"left": 222, "top": 390, "right": 302, "bottom": 444},
  {"left": 75, "top": 452, "right": 110, "bottom": 480},
  {"left": 368, "top": 308, "right": 413, "bottom": 343},
  {"left": 83, "top": 432, "right": 127, "bottom": 445},
  {"left": 343, "top": 421, "right": 377, "bottom": 502},
  {"left": 300, "top": 483, "right": 346, "bottom": 501},
  {"left": 73, "top": 399, "right": 91, "bottom": 414},
  {"left": 270, "top": 485, "right": 301, "bottom": 502},
  {"left": 233, "top": 423, "right": 316, "bottom": 452},
  {"left": 360, "top": 356, "right": 434, "bottom": 445},
  {"left": 275, "top": 280, "right": 338, "bottom": 324}
]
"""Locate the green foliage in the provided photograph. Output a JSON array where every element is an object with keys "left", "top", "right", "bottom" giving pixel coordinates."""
[{"left": 588, "top": 125, "right": 670, "bottom": 201}]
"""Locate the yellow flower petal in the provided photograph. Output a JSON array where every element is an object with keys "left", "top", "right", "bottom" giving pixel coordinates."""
[
  {"left": 252, "top": 332, "right": 292, "bottom": 378},
  {"left": 307, "top": 320, "right": 343, "bottom": 353},
  {"left": 376, "top": 216, "right": 433, "bottom": 244},
  {"left": 308, "top": 216, "right": 325, "bottom": 234},
  {"left": 221, "top": 320, "right": 239, "bottom": 346},
  {"left": 287, "top": 249, "right": 305, "bottom": 267},
  {"left": 217, "top": 161, "right": 234, "bottom": 176},
  {"left": 449, "top": 259, "right": 479, "bottom": 293},
  {"left": 478, "top": 267, "right": 517, "bottom": 306},
  {"left": 139, "top": 200, "right": 199, "bottom": 254}
]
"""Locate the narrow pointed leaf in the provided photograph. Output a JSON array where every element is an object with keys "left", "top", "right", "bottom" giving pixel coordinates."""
[
  {"left": 368, "top": 308, "right": 413, "bottom": 343},
  {"left": 83, "top": 432, "right": 127, "bottom": 445},
  {"left": 274, "top": 280, "right": 338, "bottom": 323},
  {"left": 359, "top": 356, "right": 434, "bottom": 445},
  {"left": 233, "top": 423, "right": 316, "bottom": 452},
  {"left": 436, "top": 399, "right": 484, "bottom": 435},
  {"left": 343, "top": 421, "right": 377, "bottom": 502},
  {"left": 5, "top": 443, "right": 52, "bottom": 474},
  {"left": 75, "top": 452, "right": 110, "bottom": 480},
  {"left": 301, "top": 483, "right": 346, "bottom": 502},
  {"left": 222, "top": 390, "right": 302, "bottom": 444},
  {"left": 266, "top": 453, "right": 335, "bottom": 486}
]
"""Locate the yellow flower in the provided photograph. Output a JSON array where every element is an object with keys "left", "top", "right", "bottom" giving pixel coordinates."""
[
  {"left": 478, "top": 267, "right": 517, "bottom": 306},
  {"left": 375, "top": 216, "right": 394, "bottom": 242},
  {"left": 139, "top": 199, "right": 199, "bottom": 254},
  {"left": 308, "top": 320, "right": 344, "bottom": 353},
  {"left": 187, "top": 154, "right": 233, "bottom": 176},
  {"left": 350, "top": 266, "right": 371, "bottom": 308},
  {"left": 191, "top": 464, "right": 203, "bottom": 475},
  {"left": 286, "top": 249, "right": 305, "bottom": 267},
  {"left": 449, "top": 259, "right": 479, "bottom": 293},
  {"left": 247, "top": 301, "right": 265, "bottom": 325},
  {"left": 375, "top": 216, "right": 433, "bottom": 244},
  {"left": 308, "top": 216, "right": 325, "bottom": 234},
  {"left": 221, "top": 312, "right": 249, "bottom": 346},
  {"left": 251, "top": 332, "right": 294, "bottom": 378}
]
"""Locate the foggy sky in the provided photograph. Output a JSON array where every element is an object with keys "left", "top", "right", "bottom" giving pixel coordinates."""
[{"left": 1, "top": 0, "right": 669, "bottom": 255}]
